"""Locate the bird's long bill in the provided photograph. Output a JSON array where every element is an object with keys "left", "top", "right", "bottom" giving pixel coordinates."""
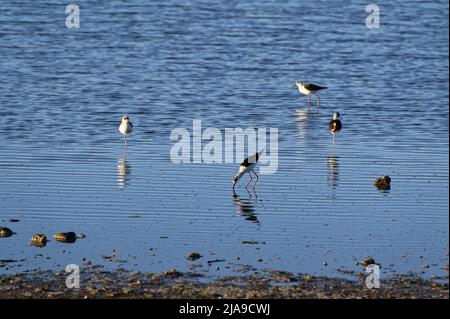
[{"left": 232, "top": 172, "right": 243, "bottom": 189}]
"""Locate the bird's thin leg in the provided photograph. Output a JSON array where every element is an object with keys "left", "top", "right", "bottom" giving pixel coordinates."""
[
  {"left": 126, "top": 136, "right": 131, "bottom": 158},
  {"left": 307, "top": 95, "right": 311, "bottom": 110},
  {"left": 317, "top": 95, "right": 320, "bottom": 108},
  {"left": 332, "top": 133, "right": 336, "bottom": 147},
  {"left": 252, "top": 169, "right": 259, "bottom": 189},
  {"left": 245, "top": 172, "right": 253, "bottom": 191},
  {"left": 249, "top": 189, "right": 258, "bottom": 199}
]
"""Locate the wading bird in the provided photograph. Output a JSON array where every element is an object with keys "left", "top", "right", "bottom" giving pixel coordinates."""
[
  {"left": 232, "top": 149, "right": 264, "bottom": 192},
  {"left": 295, "top": 80, "right": 327, "bottom": 109},
  {"left": 119, "top": 115, "right": 133, "bottom": 146},
  {"left": 328, "top": 112, "right": 342, "bottom": 145}
]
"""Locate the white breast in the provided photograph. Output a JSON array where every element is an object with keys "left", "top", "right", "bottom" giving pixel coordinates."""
[
  {"left": 240, "top": 162, "right": 256, "bottom": 174},
  {"left": 119, "top": 122, "right": 133, "bottom": 135},
  {"left": 299, "top": 85, "right": 312, "bottom": 95}
]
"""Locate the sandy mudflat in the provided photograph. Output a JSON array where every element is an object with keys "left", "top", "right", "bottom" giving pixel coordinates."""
[{"left": 0, "top": 267, "right": 448, "bottom": 299}]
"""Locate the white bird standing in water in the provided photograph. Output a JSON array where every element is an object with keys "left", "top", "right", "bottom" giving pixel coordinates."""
[
  {"left": 295, "top": 80, "right": 327, "bottom": 109},
  {"left": 232, "top": 149, "right": 264, "bottom": 192},
  {"left": 119, "top": 115, "right": 133, "bottom": 146}
]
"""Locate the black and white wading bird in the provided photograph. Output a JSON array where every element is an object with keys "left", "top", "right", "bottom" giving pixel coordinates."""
[
  {"left": 295, "top": 80, "right": 327, "bottom": 109},
  {"left": 328, "top": 112, "right": 342, "bottom": 145},
  {"left": 232, "top": 149, "right": 264, "bottom": 192},
  {"left": 119, "top": 115, "right": 133, "bottom": 146}
]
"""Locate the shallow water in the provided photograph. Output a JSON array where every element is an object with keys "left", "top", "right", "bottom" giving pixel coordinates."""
[{"left": 0, "top": 0, "right": 448, "bottom": 280}]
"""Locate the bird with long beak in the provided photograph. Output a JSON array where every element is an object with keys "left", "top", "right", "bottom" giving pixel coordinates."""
[
  {"left": 232, "top": 149, "right": 264, "bottom": 192},
  {"left": 328, "top": 112, "right": 342, "bottom": 145},
  {"left": 295, "top": 80, "right": 327, "bottom": 109},
  {"left": 119, "top": 115, "right": 133, "bottom": 145}
]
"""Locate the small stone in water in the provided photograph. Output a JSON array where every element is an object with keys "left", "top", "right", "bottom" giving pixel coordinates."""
[
  {"left": 373, "top": 176, "right": 391, "bottom": 190},
  {"left": 361, "top": 258, "right": 376, "bottom": 267},
  {"left": 53, "top": 232, "right": 77, "bottom": 243},
  {"left": 163, "top": 269, "right": 182, "bottom": 278},
  {"left": 31, "top": 233, "right": 47, "bottom": 247},
  {"left": 0, "top": 227, "right": 13, "bottom": 238},
  {"left": 186, "top": 252, "right": 202, "bottom": 261}
]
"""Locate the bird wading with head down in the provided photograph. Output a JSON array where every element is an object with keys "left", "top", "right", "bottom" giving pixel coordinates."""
[{"left": 232, "top": 149, "right": 264, "bottom": 192}]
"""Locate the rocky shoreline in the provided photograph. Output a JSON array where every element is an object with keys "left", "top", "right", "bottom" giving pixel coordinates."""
[{"left": 0, "top": 267, "right": 448, "bottom": 299}]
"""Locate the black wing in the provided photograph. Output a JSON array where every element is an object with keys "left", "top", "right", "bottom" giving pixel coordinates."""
[
  {"left": 304, "top": 83, "right": 327, "bottom": 91},
  {"left": 129, "top": 122, "right": 133, "bottom": 128},
  {"left": 240, "top": 151, "right": 262, "bottom": 167},
  {"left": 328, "top": 120, "right": 342, "bottom": 132}
]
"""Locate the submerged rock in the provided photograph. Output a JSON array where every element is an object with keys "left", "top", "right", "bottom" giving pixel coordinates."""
[
  {"left": 0, "top": 227, "right": 13, "bottom": 238},
  {"left": 31, "top": 233, "right": 47, "bottom": 247},
  {"left": 187, "top": 263, "right": 203, "bottom": 270},
  {"left": 241, "top": 240, "right": 258, "bottom": 245},
  {"left": 186, "top": 252, "right": 203, "bottom": 261},
  {"left": 374, "top": 175, "right": 391, "bottom": 190},
  {"left": 53, "top": 232, "right": 77, "bottom": 243}
]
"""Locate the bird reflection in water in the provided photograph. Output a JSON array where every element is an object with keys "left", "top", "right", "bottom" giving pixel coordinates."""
[
  {"left": 295, "top": 109, "right": 311, "bottom": 139},
  {"left": 327, "top": 155, "right": 339, "bottom": 189},
  {"left": 232, "top": 191, "right": 259, "bottom": 224},
  {"left": 117, "top": 158, "right": 131, "bottom": 190}
]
